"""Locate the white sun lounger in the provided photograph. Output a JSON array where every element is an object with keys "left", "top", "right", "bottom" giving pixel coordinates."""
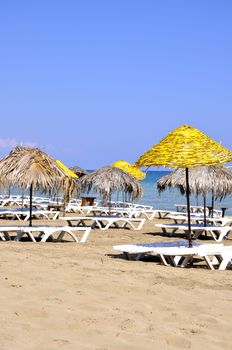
[
  {"left": 113, "top": 240, "right": 200, "bottom": 260},
  {"left": 153, "top": 210, "right": 190, "bottom": 219},
  {"left": 0, "top": 210, "right": 60, "bottom": 221},
  {"left": 0, "top": 226, "right": 91, "bottom": 243},
  {"left": 86, "top": 207, "right": 157, "bottom": 220},
  {"left": 168, "top": 214, "right": 232, "bottom": 227},
  {"left": 113, "top": 241, "right": 231, "bottom": 269},
  {"left": 155, "top": 223, "right": 232, "bottom": 242},
  {"left": 154, "top": 244, "right": 232, "bottom": 270},
  {"left": 61, "top": 216, "right": 146, "bottom": 230},
  {"left": 175, "top": 204, "right": 222, "bottom": 217}
]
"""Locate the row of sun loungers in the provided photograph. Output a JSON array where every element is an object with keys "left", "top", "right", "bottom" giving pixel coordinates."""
[{"left": 0, "top": 209, "right": 60, "bottom": 221}]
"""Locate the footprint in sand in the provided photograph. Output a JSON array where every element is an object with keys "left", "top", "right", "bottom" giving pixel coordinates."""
[
  {"left": 120, "top": 318, "right": 135, "bottom": 330},
  {"left": 53, "top": 339, "right": 70, "bottom": 347}
]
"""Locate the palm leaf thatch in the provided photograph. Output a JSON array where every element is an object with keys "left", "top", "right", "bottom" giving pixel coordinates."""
[
  {"left": 0, "top": 146, "right": 75, "bottom": 193},
  {"left": 79, "top": 166, "right": 143, "bottom": 203},
  {"left": 112, "top": 160, "right": 146, "bottom": 180},
  {"left": 70, "top": 166, "right": 88, "bottom": 177},
  {"left": 0, "top": 146, "right": 77, "bottom": 224},
  {"left": 157, "top": 165, "right": 232, "bottom": 200},
  {"left": 135, "top": 124, "right": 232, "bottom": 168},
  {"left": 56, "top": 160, "right": 78, "bottom": 179}
]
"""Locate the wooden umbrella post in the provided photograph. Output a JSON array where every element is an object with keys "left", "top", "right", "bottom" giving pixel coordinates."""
[
  {"left": 29, "top": 184, "right": 33, "bottom": 227},
  {"left": 185, "top": 168, "right": 192, "bottom": 248},
  {"left": 211, "top": 190, "right": 214, "bottom": 218},
  {"left": 203, "top": 194, "right": 207, "bottom": 227},
  {"left": 109, "top": 191, "right": 111, "bottom": 214}
]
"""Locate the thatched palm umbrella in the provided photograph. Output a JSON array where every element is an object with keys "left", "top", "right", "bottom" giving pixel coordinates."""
[
  {"left": 157, "top": 165, "right": 232, "bottom": 224},
  {"left": 70, "top": 166, "right": 88, "bottom": 178},
  {"left": 135, "top": 125, "right": 232, "bottom": 247},
  {"left": 111, "top": 160, "right": 146, "bottom": 180},
  {"left": 0, "top": 146, "right": 76, "bottom": 225},
  {"left": 79, "top": 166, "right": 143, "bottom": 209}
]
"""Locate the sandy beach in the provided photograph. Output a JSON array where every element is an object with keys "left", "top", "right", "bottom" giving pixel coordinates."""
[{"left": 0, "top": 216, "right": 231, "bottom": 350}]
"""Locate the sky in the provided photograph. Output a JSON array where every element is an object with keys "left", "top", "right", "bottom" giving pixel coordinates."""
[{"left": 0, "top": 0, "right": 232, "bottom": 169}]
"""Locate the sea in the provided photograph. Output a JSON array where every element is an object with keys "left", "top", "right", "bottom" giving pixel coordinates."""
[{"left": 4, "top": 171, "right": 232, "bottom": 215}]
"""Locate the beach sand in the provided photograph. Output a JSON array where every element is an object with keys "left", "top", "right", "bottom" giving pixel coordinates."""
[{"left": 0, "top": 216, "right": 232, "bottom": 350}]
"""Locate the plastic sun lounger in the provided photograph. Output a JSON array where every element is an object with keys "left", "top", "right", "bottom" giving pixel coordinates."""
[
  {"left": 155, "top": 244, "right": 232, "bottom": 270},
  {"left": 113, "top": 241, "right": 232, "bottom": 269},
  {"left": 0, "top": 210, "right": 60, "bottom": 221},
  {"left": 153, "top": 210, "right": 189, "bottom": 219},
  {"left": 168, "top": 215, "right": 232, "bottom": 226},
  {"left": 0, "top": 226, "right": 91, "bottom": 243},
  {"left": 113, "top": 240, "right": 200, "bottom": 261},
  {"left": 87, "top": 207, "right": 157, "bottom": 220},
  {"left": 61, "top": 216, "right": 146, "bottom": 230},
  {"left": 175, "top": 204, "right": 222, "bottom": 217},
  {"left": 199, "top": 246, "right": 232, "bottom": 270},
  {"left": 155, "top": 223, "right": 232, "bottom": 242}
]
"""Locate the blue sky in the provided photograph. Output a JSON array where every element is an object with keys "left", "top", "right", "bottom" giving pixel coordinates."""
[{"left": 1, "top": 1, "right": 232, "bottom": 169}]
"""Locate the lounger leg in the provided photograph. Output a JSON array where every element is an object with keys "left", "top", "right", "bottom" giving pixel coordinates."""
[
  {"left": 216, "top": 229, "right": 231, "bottom": 242},
  {"left": 80, "top": 228, "right": 91, "bottom": 243},
  {"left": 57, "top": 231, "right": 65, "bottom": 241},
  {"left": 0, "top": 232, "right": 6, "bottom": 240},
  {"left": 180, "top": 256, "right": 192, "bottom": 267},
  {"left": 218, "top": 256, "right": 231, "bottom": 270},
  {"left": 202, "top": 255, "right": 215, "bottom": 270},
  {"left": 158, "top": 254, "right": 169, "bottom": 266},
  {"left": 14, "top": 230, "right": 36, "bottom": 242}
]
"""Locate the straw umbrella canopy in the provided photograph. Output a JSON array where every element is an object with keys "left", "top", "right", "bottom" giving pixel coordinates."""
[
  {"left": 79, "top": 166, "right": 143, "bottom": 208},
  {"left": 0, "top": 146, "right": 76, "bottom": 225},
  {"left": 112, "top": 160, "right": 146, "bottom": 180},
  {"left": 70, "top": 166, "right": 88, "bottom": 178},
  {"left": 135, "top": 125, "right": 232, "bottom": 247},
  {"left": 157, "top": 165, "right": 232, "bottom": 199},
  {"left": 157, "top": 165, "right": 232, "bottom": 224}
]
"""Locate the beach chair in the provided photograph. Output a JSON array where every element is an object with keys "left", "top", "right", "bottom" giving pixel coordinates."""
[
  {"left": 0, "top": 209, "right": 60, "bottom": 221},
  {"left": 113, "top": 242, "right": 232, "bottom": 269},
  {"left": 61, "top": 216, "right": 146, "bottom": 230},
  {"left": 168, "top": 214, "right": 232, "bottom": 226},
  {"left": 155, "top": 223, "right": 232, "bottom": 242},
  {"left": 86, "top": 207, "right": 157, "bottom": 220},
  {"left": 113, "top": 240, "right": 200, "bottom": 261},
  {"left": 0, "top": 226, "right": 91, "bottom": 243},
  {"left": 157, "top": 244, "right": 232, "bottom": 270}
]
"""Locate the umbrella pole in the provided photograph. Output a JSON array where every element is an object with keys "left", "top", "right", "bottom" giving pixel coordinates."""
[
  {"left": 185, "top": 168, "right": 192, "bottom": 248},
  {"left": 29, "top": 184, "right": 33, "bottom": 227},
  {"left": 211, "top": 190, "right": 214, "bottom": 218},
  {"left": 109, "top": 191, "right": 111, "bottom": 214},
  {"left": 203, "top": 194, "right": 207, "bottom": 227},
  {"left": 21, "top": 189, "right": 24, "bottom": 209}
]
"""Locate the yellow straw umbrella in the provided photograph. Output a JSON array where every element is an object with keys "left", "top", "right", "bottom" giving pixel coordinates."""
[
  {"left": 112, "top": 160, "right": 146, "bottom": 180},
  {"left": 135, "top": 124, "right": 232, "bottom": 247},
  {"left": 56, "top": 160, "right": 79, "bottom": 179}
]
